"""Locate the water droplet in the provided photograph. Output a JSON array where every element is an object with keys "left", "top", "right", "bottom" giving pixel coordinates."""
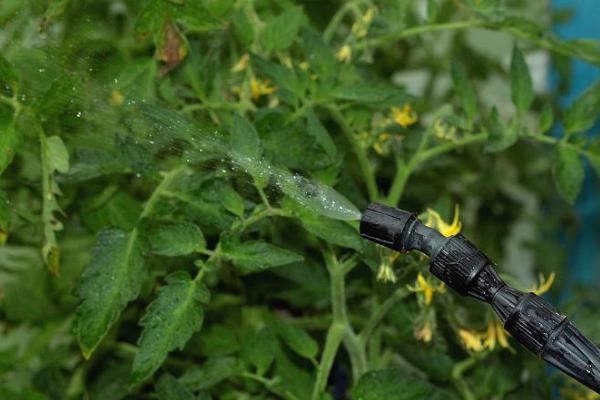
[{"left": 76, "top": 111, "right": 82, "bottom": 118}]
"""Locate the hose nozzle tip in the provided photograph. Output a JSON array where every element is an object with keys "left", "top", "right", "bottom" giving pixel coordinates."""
[{"left": 360, "top": 203, "right": 415, "bottom": 251}]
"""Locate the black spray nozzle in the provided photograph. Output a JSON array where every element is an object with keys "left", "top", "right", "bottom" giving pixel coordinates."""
[{"left": 360, "top": 203, "right": 600, "bottom": 393}]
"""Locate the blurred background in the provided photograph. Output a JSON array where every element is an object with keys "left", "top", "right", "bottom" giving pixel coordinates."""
[{"left": 552, "top": 0, "right": 600, "bottom": 291}]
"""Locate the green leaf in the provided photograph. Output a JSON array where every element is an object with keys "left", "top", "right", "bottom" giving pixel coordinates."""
[
  {"left": 450, "top": 60, "right": 477, "bottom": 127},
  {"left": 306, "top": 109, "right": 336, "bottom": 159},
  {"left": 0, "top": 114, "right": 20, "bottom": 175},
  {"left": 283, "top": 198, "right": 362, "bottom": 250},
  {"left": 61, "top": 148, "right": 127, "bottom": 183},
  {"left": 0, "top": 54, "right": 18, "bottom": 92},
  {"left": 427, "top": 0, "right": 441, "bottom": 21},
  {"left": 135, "top": 0, "right": 170, "bottom": 39},
  {"left": 131, "top": 271, "right": 209, "bottom": 385},
  {"left": 588, "top": 138, "right": 600, "bottom": 177},
  {"left": 40, "top": 0, "right": 70, "bottom": 29},
  {"left": 301, "top": 27, "right": 336, "bottom": 83},
  {"left": 352, "top": 367, "right": 452, "bottom": 400},
  {"left": 492, "top": 17, "right": 600, "bottom": 66},
  {"left": 250, "top": 54, "right": 301, "bottom": 102},
  {"left": 464, "top": 0, "right": 503, "bottom": 15},
  {"left": 179, "top": 357, "right": 238, "bottom": 391},
  {"left": 220, "top": 185, "right": 245, "bottom": 218},
  {"left": 274, "top": 347, "right": 314, "bottom": 399},
  {"left": 45, "top": 136, "right": 69, "bottom": 173},
  {"left": 261, "top": 6, "right": 304, "bottom": 52},
  {"left": 155, "top": 374, "right": 195, "bottom": 400},
  {"left": 485, "top": 108, "right": 518, "bottom": 153},
  {"left": 563, "top": 80, "right": 600, "bottom": 135},
  {"left": 272, "top": 318, "right": 318, "bottom": 360},
  {"left": 553, "top": 145, "right": 584, "bottom": 204},
  {"left": 74, "top": 228, "right": 145, "bottom": 359},
  {"left": 510, "top": 45, "right": 534, "bottom": 113},
  {"left": 222, "top": 240, "right": 303, "bottom": 271},
  {"left": 231, "top": 5, "right": 255, "bottom": 45},
  {"left": 149, "top": 222, "right": 205, "bottom": 256},
  {"left": 231, "top": 113, "right": 260, "bottom": 160},
  {"left": 113, "top": 58, "right": 158, "bottom": 101},
  {"left": 197, "top": 324, "right": 239, "bottom": 357},
  {"left": 0, "top": 191, "right": 9, "bottom": 245},
  {"left": 539, "top": 103, "right": 554, "bottom": 134},
  {"left": 330, "top": 83, "right": 409, "bottom": 107},
  {"left": 243, "top": 327, "right": 276, "bottom": 375}
]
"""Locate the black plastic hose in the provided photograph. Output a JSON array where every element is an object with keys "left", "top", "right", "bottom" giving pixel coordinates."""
[{"left": 360, "top": 203, "right": 600, "bottom": 393}]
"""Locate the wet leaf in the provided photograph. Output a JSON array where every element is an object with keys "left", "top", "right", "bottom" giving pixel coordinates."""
[
  {"left": 222, "top": 240, "right": 303, "bottom": 272},
  {"left": 74, "top": 228, "right": 145, "bottom": 359},
  {"left": 148, "top": 222, "right": 205, "bottom": 256},
  {"left": 131, "top": 271, "right": 208, "bottom": 385}
]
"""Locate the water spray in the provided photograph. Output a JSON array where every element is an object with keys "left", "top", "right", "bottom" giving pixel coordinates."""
[{"left": 360, "top": 203, "right": 600, "bottom": 393}]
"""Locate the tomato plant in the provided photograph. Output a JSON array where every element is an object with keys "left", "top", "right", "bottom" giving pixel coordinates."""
[{"left": 1, "top": 0, "right": 599, "bottom": 399}]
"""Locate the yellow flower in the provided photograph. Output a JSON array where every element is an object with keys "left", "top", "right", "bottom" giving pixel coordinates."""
[
  {"left": 376, "top": 248, "right": 399, "bottom": 283},
  {"left": 407, "top": 273, "right": 446, "bottom": 305},
  {"left": 232, "top": 53, "right": 249, "bottom": 72},
  {"left": 377, "top": 263, "right": 397, "bottom": 283},
  {"left": 433, "top": 119, "right": 457, "bottom": 141},
  {"left": 373, "top": 132, "right": 391, "bottom": 155},
  {"left": 529, "top": 272, "right": 556, "bottom": 295},
  {"left": 110, "top": 89, "right": 124, "bottom": 106},
  {"left": 351, "top": 7, "right": 376, "bottom": 38},
  {"left": 361, "top": 7, "right": 376, "bottom": 24},
  {"left": 250, "top": 78, "right": 276, "bottom": 100},
  {"left": 281, "top": 55, "right": 293, "bottom": 69},
  {"left": 414, "top": 321, "right": 433, "bottom": 343},
  {"left": 483, "top": 321, "right": 513, "bottom": 352},
  {"left": 335, "top": 45, "right": 352, "bottom": 63},
  {"left": 391, "top": 104, "right": 418, "bottom": 128},
  {"left": 458, "top": 329, "right": 484, "bottom": 352},
  {"left": 298, "top": 61, "right": 310, "bottom": 71},
  {"left": 425, "top": 205, "right": 462, "bottom": 237}
]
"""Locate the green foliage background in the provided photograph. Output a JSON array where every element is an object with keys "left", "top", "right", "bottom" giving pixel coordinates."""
[{"left": 1, "top": 0, "right": 600, "bottom": 399}]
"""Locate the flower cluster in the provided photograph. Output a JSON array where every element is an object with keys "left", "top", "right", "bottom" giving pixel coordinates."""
[
  {"left": 424, "top": 205, "right": 462, "bottom": 237},
  {"left": 408, "top": 273, "right": 446, "bottom": 306},
  {"left": 458, "top": 320, "right": 513, "bottom": 353}
]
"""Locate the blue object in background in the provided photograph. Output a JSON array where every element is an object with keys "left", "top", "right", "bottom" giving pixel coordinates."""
[{"left": 551, "top": 0, "right": 600, "bottom": 286}]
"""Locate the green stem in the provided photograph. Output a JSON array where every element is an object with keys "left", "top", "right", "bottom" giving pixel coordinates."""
[
  {"left": 355, "top": 18, "right": 600, "bottom": 66},
  {"left": 326, "top": 105, "right": 378, "bottom": 201},
  {"left": 356, "top": 19, "right": 486, "bottom": 49},
  {"left": 496, "top": 24, "right": 600, "bottom": 66},
  {"left": 240, "top": 372, "right": 296, "bottom": 400},
  {"left": 359, "top": 287, "right": 410, "bottom": 343},
  {"left": 343, "top": 328, "right": 368, "bottom": 382},
  {"left": 451, "top": 352, "right": 489, "bottom": 400},
  {"left": 139, "top": 167, "right": 187, "bottom": 220},
  {"left": 386, "top": 133, "right": 488, "bottom": 205},
  {"left": 312, "top": 323, "right": 345, "bottom": 399},
  {"left": 323, "top": 0, "right": 367, "bottom": 43},
  {"left": 385, "top": 157, "right": 410, "bottom": 206},
  {"left": 312, "top": 251, "right": 368, "bottom": 399},
  {"left": 231, "top": 207, "right": 290, "bottom": 233}
]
